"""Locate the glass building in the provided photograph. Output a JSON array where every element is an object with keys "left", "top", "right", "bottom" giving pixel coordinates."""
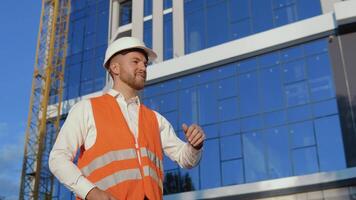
[{"left": 53, "top": 0, "right": 356, "bottom": 199}]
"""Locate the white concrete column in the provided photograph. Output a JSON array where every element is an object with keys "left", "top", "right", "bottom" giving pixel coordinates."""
[
  {"left": 110, "top": 0, "right": 120, "bottom": 39},
  {"left": 320, "top": 0, "right": 342, "bottom": 13},
  {"left": 132, "top": 0, "right": 144, "bottom": 40},
  {"left": 173, "top": 0, "right": 185, "bottom": 57},
  {"left": 153, "top": 0, "right": 163, "bottom": 62}
]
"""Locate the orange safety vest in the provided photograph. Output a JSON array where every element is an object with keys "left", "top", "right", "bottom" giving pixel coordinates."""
[{"left": 76, "top": 94, "right": 164, "bottom": 200}]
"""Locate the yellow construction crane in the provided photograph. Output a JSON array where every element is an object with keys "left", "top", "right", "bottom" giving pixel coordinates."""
[{"left": 19, "top": 0, "right": 71, "bottom": 199}]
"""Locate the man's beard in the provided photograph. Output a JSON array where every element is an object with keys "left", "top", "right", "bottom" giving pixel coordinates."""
[{"left": 120, "top": 72, "right": 146, "bottom": 90}]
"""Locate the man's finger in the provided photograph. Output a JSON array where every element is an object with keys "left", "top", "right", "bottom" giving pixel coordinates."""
[
  {"left": 192, "top": 137, "right": 204, "bottom": 148},
  {"left": 182, "top": 123, "right": 188, "bottom": 133},
  {"left": 187, "top": 124, "right": 198, "bottom": 137},
  {"left": 188, "top": 128, "right": 200, "bottom": 143},
  {"left": 190, "top": 130, "right": 202, "bottom": 145}
]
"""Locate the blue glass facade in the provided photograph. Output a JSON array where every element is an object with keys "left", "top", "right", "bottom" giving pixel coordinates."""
[
  {"left": 184, "top": 0, "right": 322, "bottom": 54},
  {"left": 52, "top": 0, "right": 356, "bottom": 199},
  {"left": 164, "top": 12, "right": 173, "bottom": 60},
  {"left": 142, "top": 38, "right": 346, "bottom": 193},
  {"left": 119, "top": 0, "right": 132, "bottom": 26},
  {"left": 63, "top": 0, "right": 109, "bottom": 101}
]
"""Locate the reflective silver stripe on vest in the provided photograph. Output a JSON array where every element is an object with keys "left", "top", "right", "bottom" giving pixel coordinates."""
[
  {"left": 140, "top": 147, "right": 164, "bottom": 172},
  {"left": 95, "top": 168, "right": 142, "bottom": 190},
  {"left": 81, "top": 148, "right": 137, "bottom": 176},
  {"left": 143, "top": 166, "right": 163, "bottom": 191}
]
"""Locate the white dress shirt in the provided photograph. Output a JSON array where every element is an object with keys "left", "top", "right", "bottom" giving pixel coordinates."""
[{"left": 49, "top": 89, "right": 202, "bottom": 199}]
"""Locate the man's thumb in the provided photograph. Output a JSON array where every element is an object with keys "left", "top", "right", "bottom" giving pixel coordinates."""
[{"left": 182, "top": 123, "right": 188, "bottom": 133}]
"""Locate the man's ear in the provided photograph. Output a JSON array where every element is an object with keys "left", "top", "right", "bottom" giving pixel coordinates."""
[{"left": 109, "top": 62, "right": 120, "bottom": 75}]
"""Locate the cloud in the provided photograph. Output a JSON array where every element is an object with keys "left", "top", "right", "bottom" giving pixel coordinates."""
[
  {"left": 0, "top": 121, "right": 24, "bottom": 199},
  {"left": 0, "top": 122, "right": 9, "bottom": 135}
]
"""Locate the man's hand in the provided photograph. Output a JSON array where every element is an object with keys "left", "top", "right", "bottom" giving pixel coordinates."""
[
  {"left": 86, "top": 187, "right": 117, "bottom": 200},
  {"left": 182, "top": 123, "right": 205, "bottom": 150}
]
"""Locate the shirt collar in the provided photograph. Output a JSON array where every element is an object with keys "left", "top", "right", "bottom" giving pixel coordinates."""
[{"left": 107, "top": 89, "right": 140, "bottom": 105}]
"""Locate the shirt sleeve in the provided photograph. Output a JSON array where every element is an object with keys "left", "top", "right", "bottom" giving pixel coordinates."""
[
  {"left": 48, "top": 100, "right": 95, "bottom": 199},
  {"left": 154, "top": 111, "right": 202, "bottom": 169}
]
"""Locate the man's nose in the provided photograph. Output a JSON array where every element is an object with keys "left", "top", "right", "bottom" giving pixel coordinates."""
[{"left": 139, "top": 61, "right": 147, "bottom": 70}]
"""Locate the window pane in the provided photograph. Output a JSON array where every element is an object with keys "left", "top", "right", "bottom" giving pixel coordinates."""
[
  {"left": 81, "top": 59, "right": 94, "bottom": 81},
  {"left": 144, "top": 0, "right": 152, "bottom": 16},
  {"left": 96, "top": 10, "right": 108, "bottom": 46},
  {"left": 243, "top": 131, "right": 268, "bottom": 182},
  {"left": 179, "top": 88, "right": 198, "bottom": 126},
  {"left": 84, "top": 34, "right": 95, "bottom": 50},
  {"left": 237, "top": 58, "right": 258, "bottom": 73},
  {"left": 281, "top": 46, "right": 304, "bottom": 62},
  {"left": 206, "top": 2, "right": 228, "bottom": 47},
  {"left": 314, "top": 115, "right": 346, "bottom": 171},
  {"left": 184, "top": 0, "right": 204, "bottom": 13},
  {"left": 265, "top": 126, "right": 291, "bottom": 178},
  {"left": 200, "top": 139, "right": 221, "bottom": 189},
  {"left": 287, "top": 104, "right": 312, "bottom": 123},
  {"left": 285, "top": 81, "right": 309, "bottom": 106},
  {"left": 196, "top": 69, "right": 217, "bottom": 84},
  {"left": 80, "top": 80, "right": 93, "bottom": 96},
  {"left": 261, "top": 66, "right": 284, "bottom": 111},
  {"left": 274, "top": 5, "right": 296, "bottom": 27},
  {"left": 217, "top": 63, "right": 237, "bottom": 79},
  {"left": 230, "top": 19, "right": 252, "bottom": 40},
  {"left": 163, "top": 111, "right": 178, "bottom": 132},
  {"left": 290, "top": 121, "right": 315, "bottom": 148},
  {"left": 283, "top": 59, "right": 306, "bottom": 84},
  {"left": 85, "top": 14, "right": 96, "bottom": 35},
  {"left": 222, "top": 159, "right": 244, "bottom": 186},
  {"left": 229, "top": 0, "right": 250, "bottom": 22},
  {"left": 292, "top": 147, "right": 319, "bottom": 175},
  {"left": 221, "top": 135, "right": 242, "bottom": 160},
  {"left": 68, "top": 64, "right": 81, "bottom": 86},
  {"left": 263, "top": 110, "right": 287, "bottom": 127},
  {"left": 163, "top": 169, "right": 181, "bottom": 194},
  {"left": 180, "top": 167, "right": 199, "bottom": 192},
  {"left": 220, "top": 119, "right": 240, "bottom": 137},
  {"left": 71, "top": 19, "right": 85, "bottom": 54},
  {"left": 163, "top": 155, "right": 178, "bottom": 171},
  {"left": 164, "top": 0, "right": 172, "bottom": 9},
  {"left": 239, "top": 72, "right": 260, "bottom": 116},
  {"left": 307, "top": 53, "right": 335, "bottom": 101},
  {"left": 251, "top": 0, "right": 273, "bottom": 33},
  {"left": 297, "top": 0, "right": 321, "bottom": 20},
  {"left": 119, "top": 1, "right": 132, "bottom": 26},
  {"left": 144, "top": 20, "right": 152, "bottom": 48},
  {"left": 219, "top": 97, "right": 238, "bottom": 121},
  {"left": 184, "top": 8, "right": 205, "bottom": 53},
  {"left": 241, "top": 115, "right": 263, "bottom": 132},
  {"left": 203, "top": 124, "right": 219, "bottom": 139},
  {"left": 160, "top": 92, "right": 177, "bottom": 113},
  {"left": 258, "top": 52, "right": 281, "bottom": 68},
  {"left": 218, "top": 76, "right": 238, "bottom": 99},
  {"left": 164, "top": 13, "right": 173, "bottom": 60},
  {"left": 312, "top": 99, "right": 338, "bottom": 118},
  {"left": 304, "top": 39, "right": 328, "bottom": 55},
  {"left": 198, "top": 83, "right": 218, "bottom": 125}
]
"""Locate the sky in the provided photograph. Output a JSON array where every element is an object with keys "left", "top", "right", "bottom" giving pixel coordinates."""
[{"left": 0, "top": 1, "right": 41, "bottom": 199}]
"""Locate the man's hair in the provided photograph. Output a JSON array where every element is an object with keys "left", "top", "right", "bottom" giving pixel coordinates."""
[{"left": 107, "top": 48, "right": 149, "bottom": 79}]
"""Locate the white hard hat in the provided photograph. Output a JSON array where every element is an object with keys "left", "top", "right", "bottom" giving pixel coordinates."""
[{"left": 103, "top": 37, "right": 157, "bottom": 69}]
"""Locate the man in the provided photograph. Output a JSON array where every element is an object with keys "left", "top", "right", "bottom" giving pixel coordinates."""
[{"left": 49, "top": 37, "right": 205, "bottom": 200}]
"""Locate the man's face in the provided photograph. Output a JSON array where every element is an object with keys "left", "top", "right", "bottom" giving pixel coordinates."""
[{"left": 115, "top": 51, "right": 148, "bottom": 90}]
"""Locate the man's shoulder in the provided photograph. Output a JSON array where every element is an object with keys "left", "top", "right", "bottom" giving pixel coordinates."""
[{"left": 68, "top": 99, "right": 92, "bottom": 113}]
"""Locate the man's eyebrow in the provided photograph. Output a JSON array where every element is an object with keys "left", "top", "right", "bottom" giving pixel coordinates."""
[{"left": 132, "top": 56, "right": 147, "bottom": 63}]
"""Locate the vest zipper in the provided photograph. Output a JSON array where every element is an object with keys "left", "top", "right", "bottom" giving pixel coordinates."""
[{"left": 135, "top": 140, "right": 142, "bottom": 165}]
